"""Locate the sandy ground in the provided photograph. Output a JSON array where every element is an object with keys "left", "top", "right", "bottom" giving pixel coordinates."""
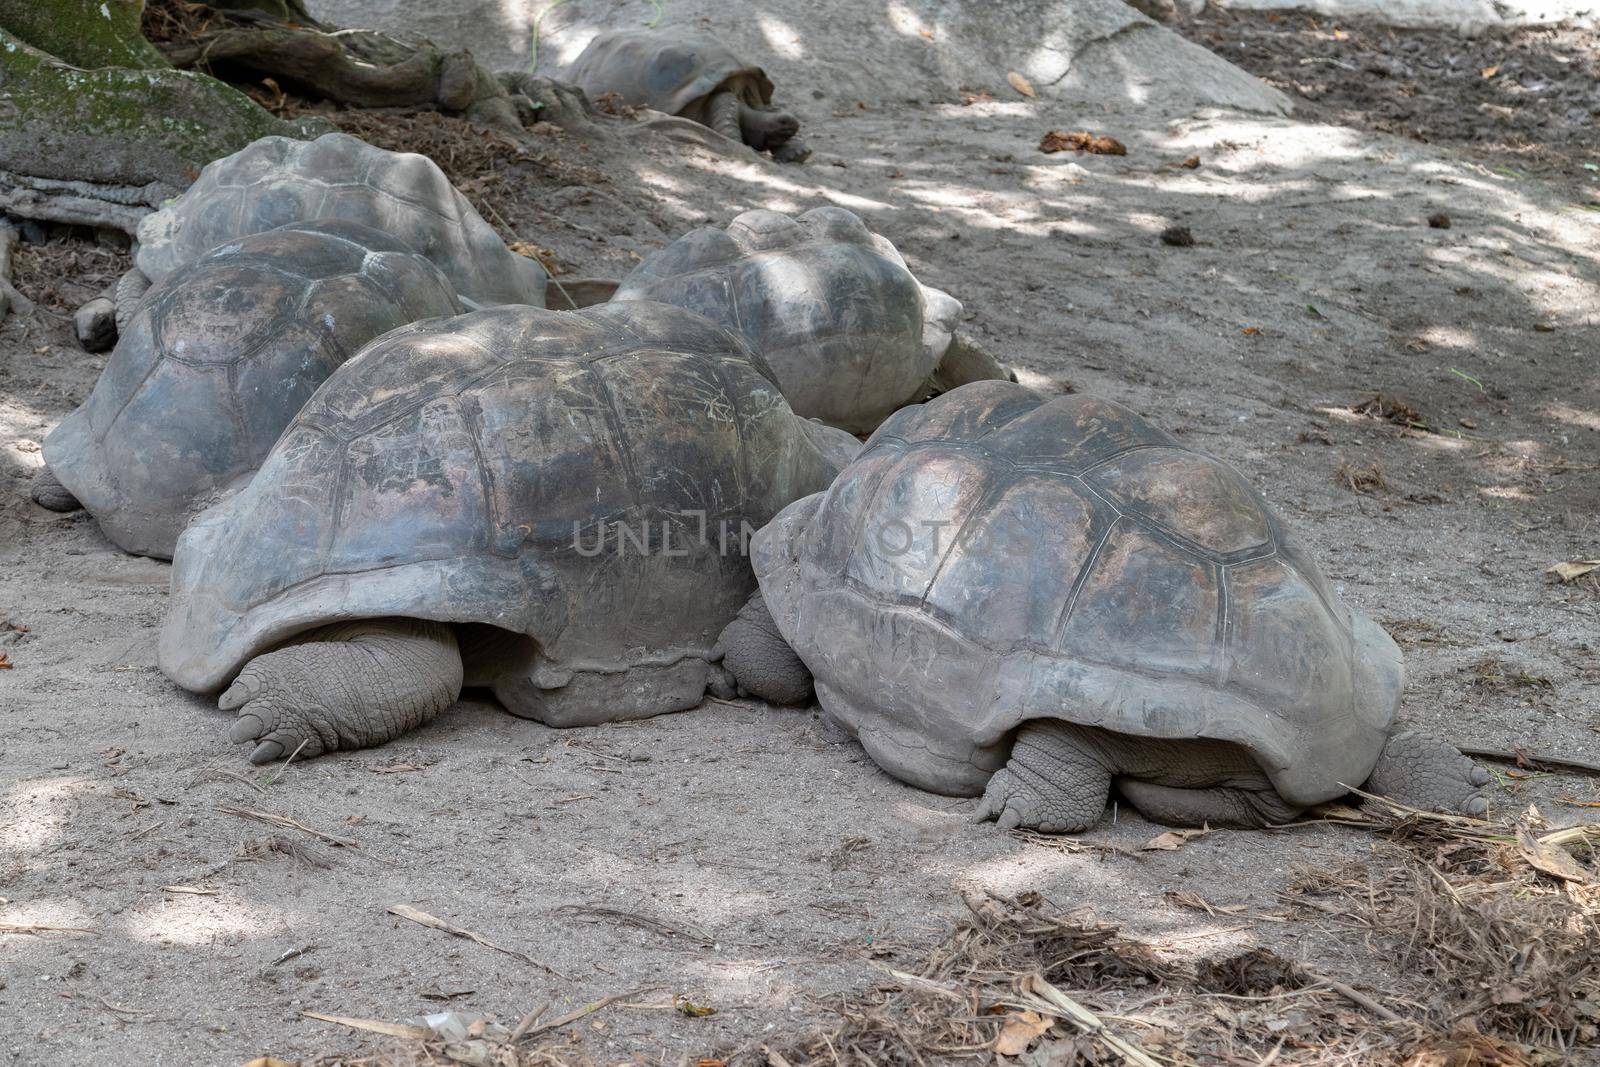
[{"left": 2, "top": 5, "right": 1599, "bottom": 1065}]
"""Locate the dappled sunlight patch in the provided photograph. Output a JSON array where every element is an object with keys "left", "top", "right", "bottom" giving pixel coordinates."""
[
  {"left": 1545, "top": 401, "right": 1600, "bottom": 433},
  {"left": 1013, "top": 367, "right": 1057, "bottom": 392},
  {"left": 955, "top": 832, "right": 1147, "bottom": 896},
  {"left": 122, "top": 891, "right": 296, "bottom": 946},
  {"left": 1413, "top": 324, "right": 1479, "bottom": 350},
  {"left": 0, "top": 777, "right": 91, "bottom": 855},
  {"left": 0, "top": 896, "right": 98, "bottom": 940},
  {"left": 884, "top": 0, "right": 934, "bottom": 40},
  {"left": 1397, "top": 432, "right": 1472, "bottom": 455},
  {"left": 755, "top": 13, "right": 806, "bottom": 59},
  {"left": 1, "top": 389, "right": 60, "bottom": 474}
]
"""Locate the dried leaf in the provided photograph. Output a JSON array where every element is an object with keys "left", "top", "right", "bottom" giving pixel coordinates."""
[
  {"left": 242, "top": 1060, "right": 298, "bottom": 1067},
  {"left": 1481, "top": 64, "right": 1500, "bottom": 78},
  {"left": 1548, "top": 560, "right": 1600, "bottom": 583},
  {"left": 1142, "top": 827, "right": 1211, "bottom": 851},
  {"left": 1039, "top": 129, "right": 1125, "bottom": 155},
  {"left": 1007, "top": 71, "right": 1036, "bottom": 98},
  {"left": 1516, "top": 826, "right": 1589, "bottom": 883},
  {"left": 675, "top": 994, "right": 717, "bottom": 1018},
  {"left": 993, "top": 1009, "right": 1052, "bottom": 1055},
  {"left": 0, "top": 652, "right": 11, "bottom": 670},
  {"left": 1240, "top": 326, "right": 1262, "bottom": 336}
]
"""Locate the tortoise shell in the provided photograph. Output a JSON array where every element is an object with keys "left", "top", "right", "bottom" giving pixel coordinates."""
[
  {"left": 134, "top": 132, "right": 545, "bottom": 308},
  {"left": 753, "top": 381, "right": 1403, "bottom": 805},
  {"left": 565, "top": 29, "right": 774, "bottom": 121},
  {"left": 159, "top": 301, "right": 852, "bottom": 727},
  {"left": 44, "top": 219, "right": 460, "bottom": 558},
  {"left": 613, "top": 207, "right": 960, "bottom": 432}
]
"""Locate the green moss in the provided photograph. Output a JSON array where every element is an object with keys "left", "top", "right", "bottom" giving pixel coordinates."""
[{"left": 0, "top": 0, "right": 169, "bottom": 70}]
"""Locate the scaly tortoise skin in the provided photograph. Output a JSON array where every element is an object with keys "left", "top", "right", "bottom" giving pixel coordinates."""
[
  {"left": 565, "top": 29, "right": 808, "bottom": 161},
  {"left": 133, "top": 132, "right": 546, "bottom": 310},
  {"left": 613, "top": 207, "right": 961, "bottom": 433},
  {"left": 34, "top": 219, "right": 461, "bottom": 558},
  {"left": 158, "top": 300, "right": 858, "bottom": 763},
  {"left": 730, "top": 382, "right": 1489, "bottom": 831}
]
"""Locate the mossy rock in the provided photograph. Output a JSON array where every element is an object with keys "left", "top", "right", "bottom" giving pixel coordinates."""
[
  {"left": 0, "top": 29, "right": 328, "bottom": 191},
  {"left": 0, "top": 0, "right": 169, "bottom": 70}
]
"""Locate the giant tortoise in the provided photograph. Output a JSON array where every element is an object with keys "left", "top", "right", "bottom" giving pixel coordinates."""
[
  {"left": 31, "top": 220, "right": 461, "bottom": 558},
  {"left": 721, "top": 382, "right": 1490, "bottom": 831},
  {"left": 158, "top": 301, "right": 856, "bottom": 763},
  {"left": 565, "top": 29, "right": 809, "bottom": 163},
  {"left": 128, "top": 132, "right": 545, "bottom": 320},
  {"left": 613, "top": 207, "right": 1007, "bottom": 433}
]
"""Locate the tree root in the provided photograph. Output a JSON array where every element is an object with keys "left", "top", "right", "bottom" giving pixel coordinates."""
[
  {"left": 0, "top": 221, "right": 33, "bottom": 323},
  {"left": 0, "top": 170, "right": 173, "bottom": 234},
  {"left": 161, "top": 24, "right": 522, "bottom": 130}
]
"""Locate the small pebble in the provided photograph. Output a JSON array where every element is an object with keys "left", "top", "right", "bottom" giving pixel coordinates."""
[{"left": 1427, "top": 212, "right": 1452, "bottom": 229}]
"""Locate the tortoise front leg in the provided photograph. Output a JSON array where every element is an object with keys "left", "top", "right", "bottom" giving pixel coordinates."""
[
  {"left": 974, "top": 721, "right": 1113, "bottom": 832},
  {"left": 738, "top": 103, "right": 799, "bottom": 150},
  {"left": 704, "top": 90, "right": 744, "bottom": 143},
  {"left": 716, "top": 591, "right": 812, "bottom": 705},
  {"left": 29, "top": 466, "right": 81, "bottom": 512},
  {"left": 114, "top": 267, "right": 151, "bottom": 331},
  {"left": 1362, "top": 729, "right": 1490, "bottom": 816},
  {"left": 220, "top": 618, "right": 462, "bottom": 763}
]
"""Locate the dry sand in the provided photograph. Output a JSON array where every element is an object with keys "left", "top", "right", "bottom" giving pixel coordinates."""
[{"left": 1, "top": 3, "right": 1597, "bottom": 1063}]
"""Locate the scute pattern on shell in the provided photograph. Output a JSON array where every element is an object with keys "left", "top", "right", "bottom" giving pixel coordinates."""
[
  {"left": 564, "top": 28, "right": 775, "bottom": 120},
  {"left": 753, "top": 381, "right": 1403, "bottom": 806},
  {"left": 134, "top": 133, "right": 546, "bottom": 308},
  {"left": 614, "top": 206, "right": 960, "bottom": 432},
  {"left": 159, "top": 301, "right": 848, "bottom": 729},
  {"left": 43, "top": 219, "right": 461, "bottom": 559}
]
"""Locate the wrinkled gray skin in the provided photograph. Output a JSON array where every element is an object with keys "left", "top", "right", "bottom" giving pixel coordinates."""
[
  {"left": 159, "top": 301, "right": 857, "bottom": 764},
  {"left": 133, "top": 132, "right": 547, "bottom": 310},
  {"left": 30, "top": 219, "right": 461, "bottom": 558},
  {"left": 613, "top": 207, "right": 967, "bottom": 434},
  {"left": 723, "top": 382, "right": 1490, "bottom": 832},
  {"left": 565, "top": 28, "right": 810, "bottom": 163}
]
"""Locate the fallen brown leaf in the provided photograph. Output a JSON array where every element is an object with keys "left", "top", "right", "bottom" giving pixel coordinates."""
[
  {"left": 1039, "top": 130, "right": 1125, "bottom": 155},
  {"left": 993, "top": 1009, "right": 1052, "bottom": 1055},
  {"left": 675, "top": 994, "right": 717, "bottom": 1018},
  {"left": 1547, "top": 560, "right": 1600, "bottom": 583},
  {"left": 1007, "top": 71, "right": 1036, "bottom": 98},
  {"left": 1516, "top": 827, "right": 1589, "bottom": 883},
  {"left": 1142, "top": 827, "right": 1211, "bottom": 851}
]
